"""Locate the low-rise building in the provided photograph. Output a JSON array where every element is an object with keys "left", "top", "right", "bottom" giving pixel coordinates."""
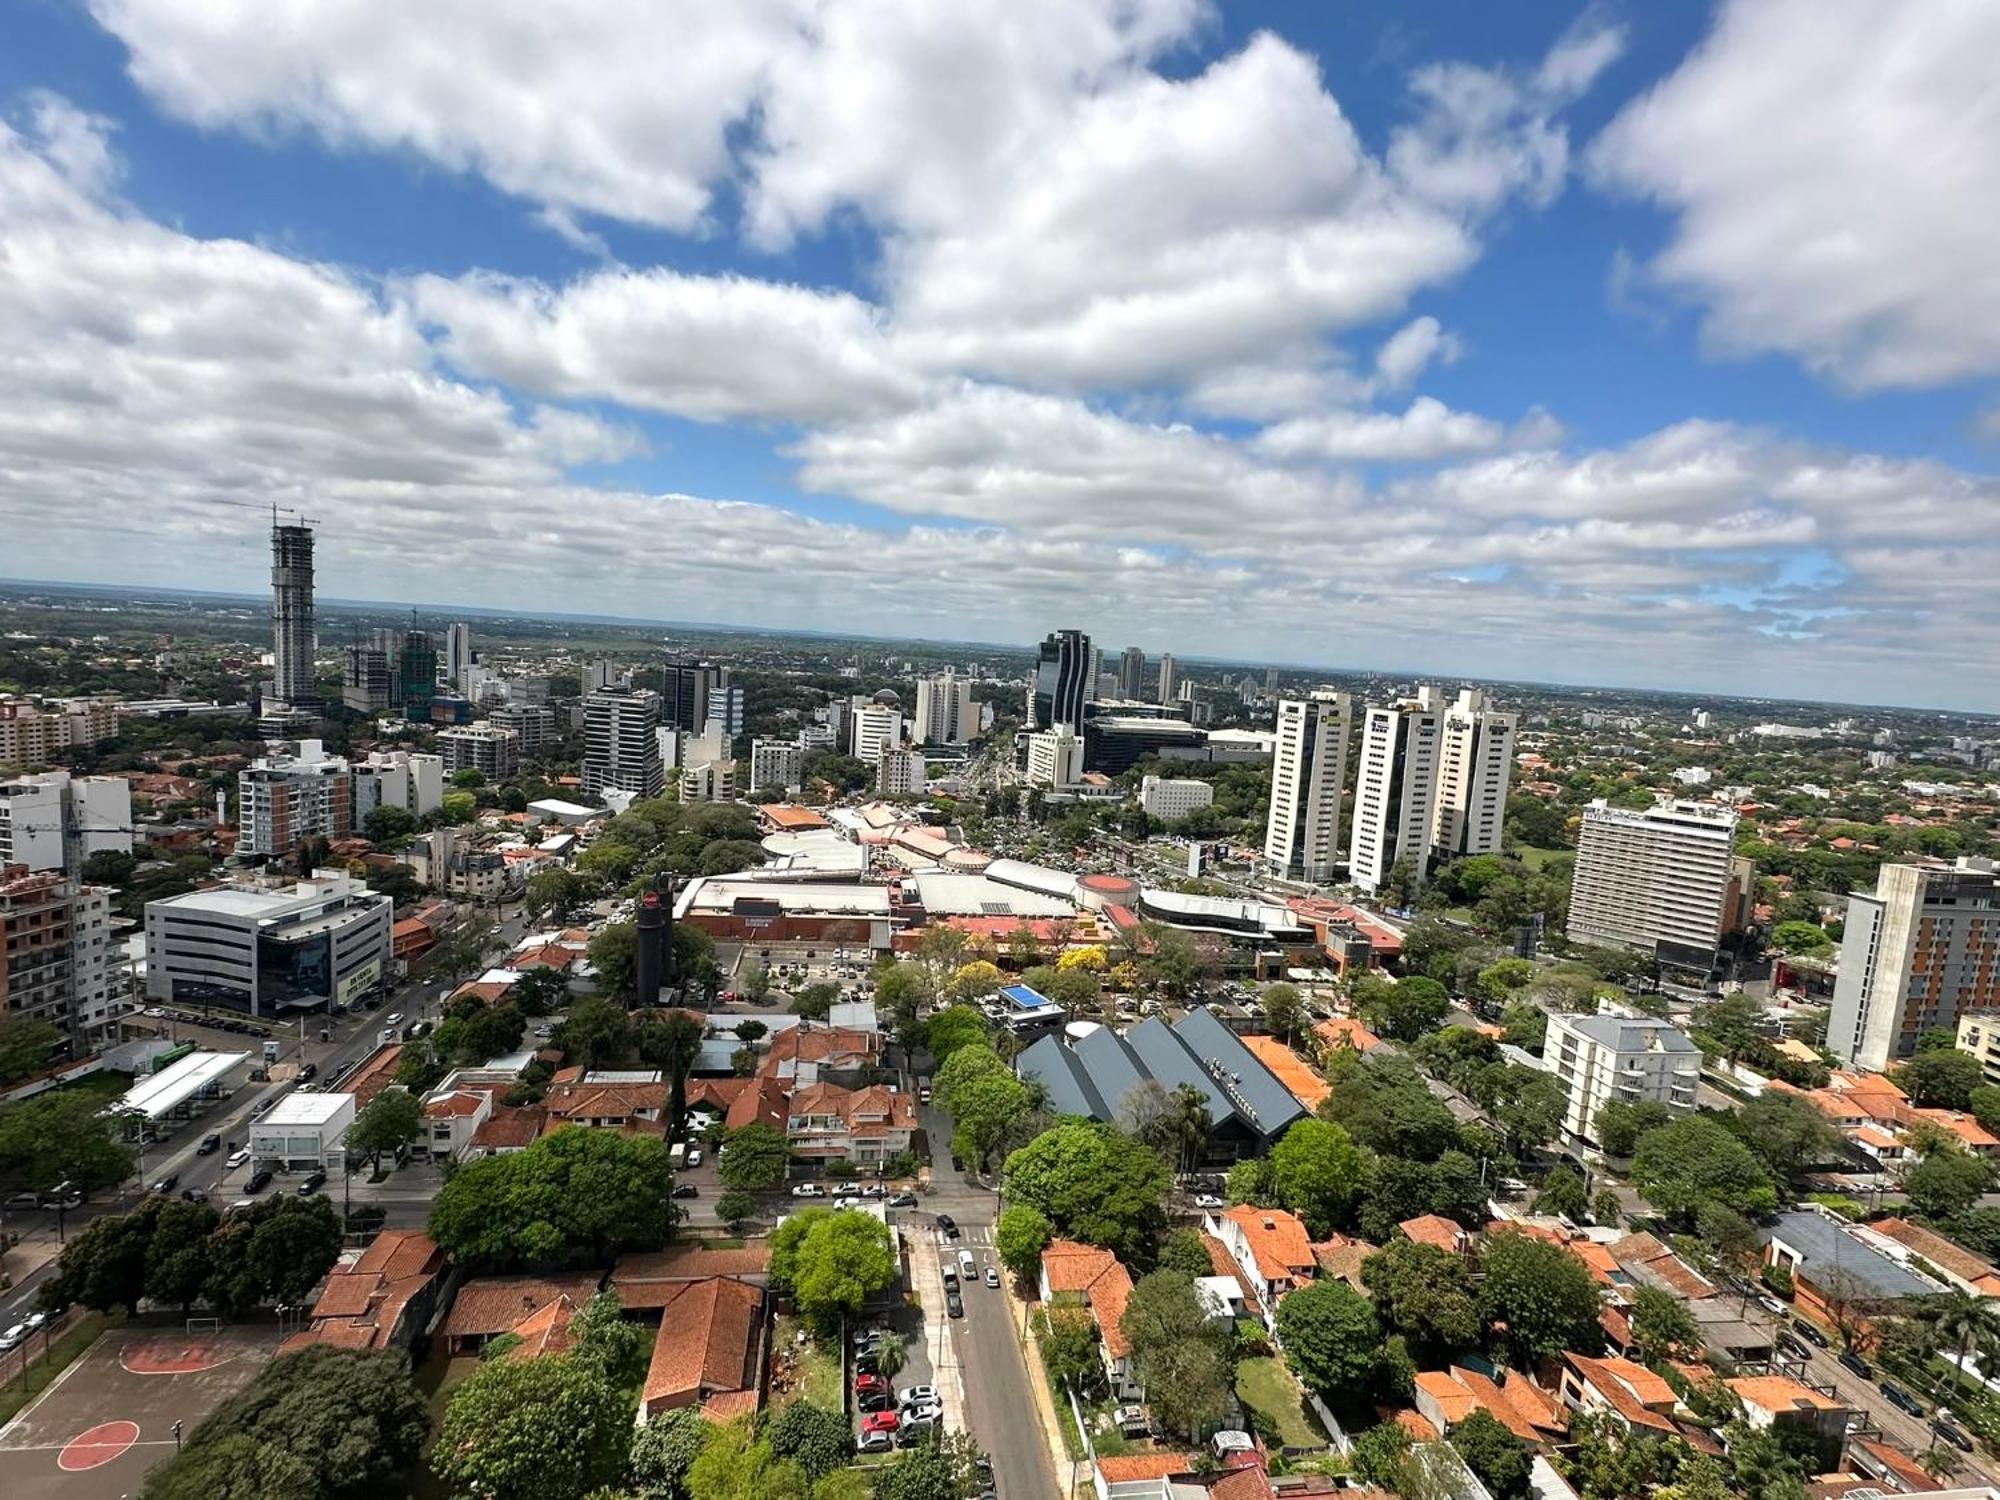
[
  {"left": 1543, "top": 1012, "right": 1700, "bottom": 1146},
  {"left": 784, "top": 1082, "right": 916, "bottom": 1165},
  {"left": 638, "top": 1276, "right": 765, "bottom": 1424},
  {"left": 1039, "top": 1239, "right": 1140, "bottom": 1401},
  {"left": 283, "top": 1229, "right": 448, "bottom": 1355},
  {"left": 250, "top": 1090, "right": 356, "bottom": 1172},
  {"left": 1139, "top": 775, "right": 1213, "bottom": 822},
  {"left": 1203, "top": 1205, "right": 1316, "bottom": 1327},
  {"left": 441, "top": 1272, "right": 602, "bottom": 1356}
]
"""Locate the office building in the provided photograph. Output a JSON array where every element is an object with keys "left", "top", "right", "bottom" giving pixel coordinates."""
[
  {"left": 1140, "top": 776, "right": 1214, "bottom": 822},
  {"left": 399, "top": 630, "right": 439, "bottom": 712},
  {"left": 341, "top": 644, "right": 397, "bottom": 713},
  {"left": 1432, "top": 688, "right": 1517, "bottom": 859},
  {"left": 913, "top": 673, "right": 976, "bottom": 746},
  {"left": 1832, "top": 859, "right": 2000, "bottom": 1071},
  {"left": 1081, "top": 715, "right": 1206, "bottom": 775},
  {"left": 355, "top": 749, "right": 444, "bottom": 821},
  {"left": 878, "top": 748, "right": 926, "bottom": 797},
  {"left": 145, "top": 869, "right": 392, "bottom": 1017},
  {"left": 749, "top": 739, "right": 805, "bottom": 794},
  {"left": 705, "top": 684, "right": 745, "bottom": 739},
  {"left": 0, "top": 698, "right": 118, "bottom": 770},
  {"left": 269, "top": 521, "right": 318, "bottom": 711},
  {"left": 1025, "top": 726, "right": 1083, "bottom": 788},
  {"left": 851, "top": 702, "right": 903, "bottom": 765},
  {"left": 238, "top": 740, "right": 355, "bottom": 860},
  {"left": 0, "top": 770, "right": 133, "bottom": 874},
  {"left": 436, "top": 724, "right": 520, "bottom": 782},
  {"left": 1348, "top": 688, "right": 1445, "bottom": 894},
  {"left": 488, "top": 702, "right": 557, "bottom": 759},
  {"left": 1263, "top": 693, "right": 1352, "bottom": 883},
  {"left": 678, "top": 759, "right": 738, "bottom": 805},
  {"left": 1567, "top": 798, "right": 1741, "bottom": 969},
  {"left": 1118, "top": 647, "right": 1147, "bottom": 702},
  {"left": 1155, "top": 653, "right": 1178, "bottom": 705},
  {"left": 1544, "top": 1012, "right": 1700, "bottom": 1146},
  {"left": 1033, "top": 629, "right": 1092, "bottom": 732},
  {"left": 1263, "top": 667, "right": 1278, "bottom": 695},
  {"left": 583, "top": 688, "right": 665, "bottom": 800},
  {"left": 442, "top": 622, "right": 473, "bottom": 691},
  {"left": 664, "top": 660, "right": 726, "bottom": 733},
  {"left": 250, "top": 1092, "right": 356, "bottom": 1173},
  {"left": 0, "top": 868, "right": 121, "bottom": 1044}
]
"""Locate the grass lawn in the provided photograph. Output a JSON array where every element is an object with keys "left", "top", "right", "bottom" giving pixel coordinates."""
[
  {"left": 1236, "top": 1356, "right": 1327, "bottom": 1451},
  {"left": 1516, "top": 846, "right": 1568, "bottom": 872},
  {"left": 769, "top": 1315, "right": 844, "bottom": 1412},
  {"left": 0, "top": 1312, "right": 115, "bottom": 1427}
]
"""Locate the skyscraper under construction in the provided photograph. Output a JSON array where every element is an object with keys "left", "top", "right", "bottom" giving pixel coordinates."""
[{"left": 269, "top": 519, "right": 318, "bottom": 711}]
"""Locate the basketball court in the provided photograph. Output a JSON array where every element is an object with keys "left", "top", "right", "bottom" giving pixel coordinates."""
[{"left": 0, "top": 1320, "right": 272, "bottom": 1500}]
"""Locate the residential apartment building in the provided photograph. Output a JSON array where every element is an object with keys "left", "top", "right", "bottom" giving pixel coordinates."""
[
  {"left": 1263, "top": 692, "right": 1352, "bottom": 883},
  {"left": 0, "top": 770, "right": 133, "bottom": 874},
  {"left": 436, "top": 724, "right": 520, "bottom": 781},
  {"left": 0, "top": 868, "right": 122, "bottom": 1044},
  {"left": 748, "top": 739, "right": 804, "bottom": 794},
  {"left": 355, "top": 749, "right": 444, "bottom": 821},
  {"left": 1957, "top": 1011, "right": 2000, "bottom": 1087},
  {"left": 237, "top": 740, "right": 355, "bottom": 860},
  {"left": 1432, "top": 688, "right": 1517, "bottom": 858},
  {"left": 488, "top": 703, "right": 557, "bottom": 759},
  {"left": 1567, "top": 798, "right": 1741, "bottom": 969},
  {"left": 877, "top": 749, "right": 925, "bottom": 797},
  {"left": 912, "top": 673, "right": 976, "bottom": 746},
  {"left": 783, "top": 1082, "right": 917, "bottom": 1165},
  {"left": 1155, "top": 653, "right": 1178, "bottom": 705},
  {"left": 1025, "top": 725, "right": 1083, "bottom": 788},
  {"left": 145, "top": 869, "right": 392, "bottom": 1017},
  {"left": 268, "top": 522, "right": 318, "bottom": 711},
  {"left": 0, "top": 697, "right": 118, "bottom": 769},
  {"left": 678, "top": 759, "right": 737, "bottom": 805},
  {"left": 705, "top": 685, "right": 745, "bottom": 739},
  {"left": 850, "top": 702, "right": 902, "bottom": 765},
  {"left": 582, "top": 687, "right": 664, "bottom": 800},
  {"left": 1117, "top": 647, "right": 1147, "bottom": 702},
  {"left": 1139, "top": 775, "right": 1213, "bottom": 822},
  {"left": 1349, "top": 688, "right": 1445, "bottom": 894},
  {"left": 1544, "top": 1012, "right": 1700, "bottom": 1145},
  {"left": 1832, "top": 858, "right": 2000, "bottom": 1071}
]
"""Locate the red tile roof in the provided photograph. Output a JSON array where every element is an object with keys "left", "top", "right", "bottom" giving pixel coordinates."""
[
  {"left": 1221, "top": 1205, "right": 1318, "bottom": 1282},
  {"left": 443, "top": 1273, "right": 603, "bottom": 1341},
  {"left": 1399, "top": 1215, "right": 1469, "bottom": 1252},
  {"left": 641, "top": 1277, "right": 763, "bottom": 1415},
  {"left": 1041, "top": 1239, "right": 1138, "bottom": 1358}
]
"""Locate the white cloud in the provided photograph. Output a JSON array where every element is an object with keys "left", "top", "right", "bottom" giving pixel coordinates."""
[
  {"left": 1254, "top": 397, "right": 1510, "bottom": 463},
  {"left": 404, "top": 268, "right": 927, "bottom": 424},
  {"left": 1374, "top": 316, "right": 1462, "bottom": 390},
  {"left": 1592, "top": 0, "right": 2000, "bottom": 389}
]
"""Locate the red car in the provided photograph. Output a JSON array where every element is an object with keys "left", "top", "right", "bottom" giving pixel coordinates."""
[
  {"left": 860, "top": 1410, "right": 901, "bottom": 1435},
  {"left": 855, "top": 1373, "right": 888, "bottom": 1394}
]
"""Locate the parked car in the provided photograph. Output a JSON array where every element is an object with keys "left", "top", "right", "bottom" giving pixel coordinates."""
[
  {"left": 918, "top": 1086, "right": 933, "bottom": 1104},
  {"left": 901, "top": 1402, "right": 942, "bottom": 1427},
  {"left": 899, "top": 1386, "right": 940, "bottom": 1409},
  {"left": 946, "top": 1290, "right": 964, "bottom": 1318},
  {"left": 791, "top": 1183, "right": 827, "bottom": 1198},
  {"left": 1755, "top": 1293, "right": 1787, "bottom": 1316},
  {"left": 1881, "top": 1383, "right": 1926, "bottom": 1418},
  {"left": 855, "top": 1373, "right": 888, "bottom": 1395},
  {"left": 857, "top": 1431, "right": 895, "bottom": 1454},
  {"left": 887, "top": 1193, "right": 918, "bottom": 1208},
  {"left": 1933, "top": 1418, "right": 1975, "bottom": 1452},
  {"left": 1114, "top": 1405, "right": 1149, "bottom": 1438},
  {"left": 1194, "top": 1193, "right": 1225, "bottom": 1209},
  {"left": 22, "top": 1312, "right": 45, "bottom": 1333},
  {"left": 4, "top": 1191, "right": 39, "bottom": 1209},
  {"left": 226, "top": 1149, "right": 251, "bottom": 1170},
  {"left": 297, "top": 1063, "right": 317, "bottom": 1082},
  {"left": 384, "top": 1012, "right": 405, "bottom": 1028},
  {"left": 1790, "top": 1317, "right": 1830, "bottom": 1349},
  {"left": 242, "top": 1168, "right": 274, "bottom": 1195},
  {"left": 936, "top": 1213, "right": 959, "bottom": 1239},
  {"left": 860, "top": 1410, "right": 900, "bottom": 1435},
  {"left": 298, "top": 1170, "right": 327, "bottom": 1194},
  {"left": 858, "top": 1388, "right": 896, "bottom": 1413},
  {"left": 1778, "top": 1335, "right": 1813, "bottom": 1362},
  {"left": 834, "top": 1196, "right": 862, "bottom": 1210},
  {"left": 861, "top": 1184, "right": 885, "bottom": 1198},
  {"left": 985, "top": 1265, "right": 1000, "bottom": 1287},
  {"left": 1838, "top": 1351, "right": 1875, "bottom": 1380},
  {"left": 671, "top": 1184, "right": 699, "bottom": 1199},
  {"left": 0, "top": 1324, "right": 26, "bottom": 1352},
  {"left": 196, "top": 1134, "right": 223, "bottom": 1155}
]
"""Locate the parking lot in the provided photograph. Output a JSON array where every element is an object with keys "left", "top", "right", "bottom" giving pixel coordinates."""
[{"left": 0, "top": 1321, "right": 271, "bottom": 1500}]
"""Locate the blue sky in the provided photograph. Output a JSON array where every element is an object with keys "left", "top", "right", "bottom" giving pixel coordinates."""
[{"left": 1, "top": 0, "right": 1996, "bottom": 708}]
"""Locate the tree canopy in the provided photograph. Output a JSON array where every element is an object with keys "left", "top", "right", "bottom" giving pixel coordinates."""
[
  {"left": 1630, "top": 1115, "right": 1778, "bottom": 1226},
  {"left": 431, "top": 1349, "right": 631, "bottom": 1500},
  {"left": 1479, "top": 1230, "right": 1606, "bottom": 1364},
  {"left": 428, "top": 1126, "right": 675, "bottom": 1270},
  {"left": 1002, "top": 1119, "right": 1172, "bottom": 1263}
]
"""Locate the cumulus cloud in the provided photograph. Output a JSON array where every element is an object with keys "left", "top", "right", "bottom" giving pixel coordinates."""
[
  {"left": 1253, "top": 398, "right": 1511, "bottom": 463},
  {"left": 1592, "top": 0, "right": 2000, "bottom": 389}
]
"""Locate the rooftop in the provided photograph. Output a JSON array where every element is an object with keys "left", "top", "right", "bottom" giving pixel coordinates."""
[
  {"left": 1763, "top": 1211, "right": 1939, "bottom": 1300},
  {"left": 259, "top": 1091, "right": 353, "bottom": 1127}
]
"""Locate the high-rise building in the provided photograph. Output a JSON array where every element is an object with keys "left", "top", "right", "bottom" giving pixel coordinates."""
[
  {"left": 0, "top": 867, "right": 122, "bottom": 1044},
  {"left": 238, "top": 739, "right": 355, "bottom": 860},
  {"left": 488, "top": 702, "right": 557, "bottom": 759},
  {"left": 913, "top": 673, "right": 976, "bottom": 746},
  {"left": 0, "top": 698, "right": 117, "bottom": 770},
  {"left": 1155, "top": 653, "right": 1178, "bottom": 705},
  {"left": 1831, "top": 858, "right": 2000, "bottom": 1071},
  {"left": 0, "top": 770, "right": 133, "bottom": 874},
  {"left": 582, "top": 687, "right": 664, "bottom": 800},
  {"left": 355, "top": 749, "right": 444, "bottom": 820},
  {"left": 1025, "top": 725, "right": 1083, "bottom": 788},
  {"left": 749, "top": 738, "right": 805, "bottom": 793},
  {"left": 1264, "top": 692, "right": 1352, "bottom": 883},
  {"left": 705, "top": 684, "right": 746, "bottom": 739},
  {"left": 1348, "top": 688, "right": 1445, "bottom": 895},
  {"left": 1432, "top": 688, "right": 1518, "bottom": 860},
  {"left": 436, "top": 724, "right": 520, "bottom": 781},
  {"left": 1568, "top": 798, "right": 1741, "bottom": 969},
  {"left": 442, "top": 622, "right": 473, "bottom": 691},
  {"left": 878, "top": 748, "right": 926, "bottom": 796},
  {"left": 1545, "top": 1013, "right": 1700, "bottom": 1145},
  {"left": 1033, "top": 629, "right": 1092, "bottom": 732},
  {"left": 399, "top": 630, "right": 439, "bottom": 712},
  {"left": 269, "top": 521, "right": 318, "bottom": 710},
  {"left": 664, "top": 660, "right": 726, "bottom": 733},
  {"left": 1263, "top": 666, "right": 1278, "bottom": 695},
  {"left": 851, "top": 703, "right": 903, "bottom": 764},
  {"left": 342, "top": 644, "right": 396, "bottom": 713},
  {"left": 678, "top": 759, "right": 737, "bottom": 804},
  {"left": 1115, "top": 647, "right": 1145, "bottom": 701}
]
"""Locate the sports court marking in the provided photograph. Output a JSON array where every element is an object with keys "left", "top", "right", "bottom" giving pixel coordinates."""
[
  {"left": 57, "top": 1421, "right": 138, "bottom": 1471},
  {"left": 121, "top": 1336, "right": 223, "bottom": 1375}
]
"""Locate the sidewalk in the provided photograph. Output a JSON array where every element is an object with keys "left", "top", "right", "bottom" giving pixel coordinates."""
[
  {"left": 0, "top": 1227, "right": 60, "bottom": 1298},
  {"left": 998, "top": 1276, "right": 1089, "bottom": 1499}
]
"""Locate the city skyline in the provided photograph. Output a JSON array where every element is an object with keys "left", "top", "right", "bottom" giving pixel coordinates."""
[{"left": 2, "top": 3, "right": 1997, "bottom": 708}]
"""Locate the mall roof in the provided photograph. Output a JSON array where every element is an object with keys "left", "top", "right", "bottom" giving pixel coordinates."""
[
  {"left": 908, "top": 870, "right": 1075, "bottom": 918},
  {"left": 110, "top": 1051, "right": 251, "bottom": 1119}
]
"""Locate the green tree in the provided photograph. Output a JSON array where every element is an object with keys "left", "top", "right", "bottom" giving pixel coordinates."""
[
  {"left": 41, "top": 1201, "right": 155, "bottom": 1312},
  {"left": 569, "top": 1289, "right": 650, "bottom": 1391},
  {"left": 715, "top": 1189, "right": 758, "bottom": 1229},
  {"left": 559, "top": 995, "right": 635, "bottom": 1070},
  {"left": 0, "top": 1088, "right": 136, "bottom": 1194},
  {"left": 1353, "top": 976, "right": 1450, "bottom": 1042},
  {"left": 1630, "top": 1285, "right": 1704, "bottom": 1361},
  {"left": 363, "top": 805, "right": 417, "bottom": 844},
  {"left": 626, "top": 1406, "right": 707, "bottom": 1500},
  {"left": 1499, "top": 1001, "right": 1547, "bottom": 1053},
  {"left": 525, "top": 866, "right": 589, "bottom": 922},
  {"left": 1474, "top": 959, "right": 1537, "bottom": 1010},
  {"left": 1533, "top": 1165, "right": 1590, "bottom": 1222},
  {"left": 763, "top": 1403, "right": 852, "bottom": 1482},
  {"left": 1903, "top": 1148, "right": 1994, "bottom": 1221},
  {"left": 0, "top": 1016, "right": 62, "bottom": 1084},
  {"left": 1267, "top": 1118, "right": 1367, "bottom": 1238},
  {"left": 1970, "top": 1084, "right": 2000, "bottom": 1137},
  {"left": 871, "top": 1433, "right": 987, "bottom": 1500},
  {"left": 1450, "top": 1409, "right": 1532, "bottom": 1499},
  {"left": 349, "top": 1086, "right": 423, "bottom": 1172},
  {"left": 635, "top": 1009, "right": 707, "bottom": 1139},
  {"left": 995, "top": 1204, "right": 1053, "bottom": 1283},
  {"left": 1479, "top": 1230, "right": 1606, "bottom": 1364},
  {"left": 1119, "top": 1273, "right": 1233, "bottom": 1442},
  {"left": 142, "top": 1196, "right": 221, "bottom": 1312},
  {"left": 203, "top": 1195, "right": 343, "bottom": 1313},
  {"left": 778, "top": 1210, "right": 898, "bottom": 1330},
  {"left": 924, "top": 1005, "right": 991, "bottom": 1065},
  {"left": 1895, "top": 1048, "right": 1984, "bottom": 1110},
  {"left": 1350, "top": 1423, "right": 1413, "bottom": 1488},
  {"left": 685, "top": 1418, "right": 811, "bottom": 1500},
  {"left": 1360, "top": 1237, "right": 1482, "bottom": 1354},
  {"left": 432, "top": 1354, "right": 631, "bottom": 1500},
  {"left": 1731, "top": 1089, "right": 1840, "bottom": 1188},
  {"left": 1317, "top": 1053, "right": 1459, "bottom": 1160},
  {"left": 789, "top": 981, "right": 839, "bottom": 1021},
  {"left": 429, "top": 1127, "right": 675, "bottom": 1271},
  {"left": 141, "top": 1346, "right": 428, "bottom": 1500},
  {"left": 1767, "top": 921, "right": 1832, "bottom": 955},
  {"left": 1630, "top": 1115, "right": 1778, "bottom": 1225},
  {"left": 717, "top": 1121, "right": 791, "bottom": 1190},
  {"left": 1260, "top": 982, "right": 1307, "bottom": 1046},
  {"left": 586, "top": 922, "right": 640, "bottom": 1000},
  {"left": 1002, "top": 1119, "right": 1172, "bottom": 1263},
  {"left": 949, "top": 1069, "right": 1036, "bottom": 1174},
  {"left": 1276, "top": 1280, "right": 1382, "bottom": 1400},
  {"left": 931, "top": 1042, "right": 1010, "bottom": 1114},
  {"left": 507, "top": 965, "right": 571, "bottom": 1017},
  {"left": 1157, "top": 1227, "right": 1215, "bottom": 1279},
  {"left": 1592, "top": 1098, "right": 1674, "bottom": 1157},
  {"left": 1037, "top": 1303, "right": 1107, "bottom": 1398}
]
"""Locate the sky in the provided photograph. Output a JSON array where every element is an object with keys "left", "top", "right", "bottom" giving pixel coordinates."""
[{"left": 1, "top": 1, "right": 1997, "bottom": 710}]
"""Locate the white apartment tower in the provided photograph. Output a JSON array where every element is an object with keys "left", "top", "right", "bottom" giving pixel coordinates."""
[
  {"left": 851, "top": 703, "right": 903, "bottom": 764},
  {"left": 1156, "top": 653, "right": 1179, "bottom": 705},
  {"left": 878, "top": 749, "right": 926, "bottom": 797},
  {"left": 749, "top": 738, "right": 805, "bottom": 793},
  {"left": 1263, "top": 693, "right": 1352, "bottom": 883},
  {"left": 1432, "top": 688, "right": 1518, "bottom": 859},
  {"left": 1568, "top": 798, "right": 1740, "bottom": 967},
  {"left": 0, "top": 771, "right": 133, "bottom": 874},
  {"left": 1831, "top": 858, "right": 2000, "bottom": 1072},
  {"left": 238, "top": 740, "right": 355, "bottom": 859},
  {"left": 1348, "top": 688, "right": 1445, "bottom": 895},
  {"left": 913, "top": 673, "right": 976, "bottom": 746},
  {"left": 1025, "top": 726, "right": 1083, "bottom": 788},
  {"left": 1544, "top": 1012, "right": 1700, "bottom": 1145},
  {"left": 582, "top": 687, "right": 665, "bottom": 800}
]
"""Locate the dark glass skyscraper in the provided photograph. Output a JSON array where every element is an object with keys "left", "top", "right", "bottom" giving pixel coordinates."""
[{"left": 1032, "top": 628, "right": 1092, "bottom": 732}]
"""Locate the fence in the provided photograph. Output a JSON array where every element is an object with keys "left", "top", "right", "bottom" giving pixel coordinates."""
[{"left": 0, "top": 1303, "right": 85, "bottom": 1387}]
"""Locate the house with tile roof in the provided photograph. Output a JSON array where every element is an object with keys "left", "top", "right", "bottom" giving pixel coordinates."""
[
  {"left": 1314, "top": 1016, "right": 1384, "bottom": 1058},
  {"left": 1560, "top": 1353, "right": 1682, "bottom": 1436},
  {"left": 1414, "top": 1366, "right": 1568, "bottom": 1447},
  {"left": 543, "top": 1078, "right": 670, "bottom": 1132},
  {"left": 281, "top": 1229, "right": 448, "bottom": 1356},
  {"left": 784, "top": 1080, "right": 916, "bottom": 1165},
  {"left": 1727, "top": 1373, "right": 1850, "bottom": 1452},
  {"left": 638, "top": 1276, "right": 766, "bottom": 1423},
  {"left": 759, "top": 1023, "right": 882, "bottom": 1084},
  {"left": 612, "top": 1244, "right": 773, "bottom": 1313},
  {"left": 1040, "top": 1239, "right": 1141, "bottom": 1400},
  {"left": 441, "top": 1271, "right": 604, "bottom": 1355},
  {"left": 1204, "top": 1206, "right": 1317, "bottom": 1329},
  {"left": 1399, "top": 1214, "right": 1472, "bottom": 1254},
  {"left": 1870, "top": 1218, "right": 2000, "bottom": 1297}
]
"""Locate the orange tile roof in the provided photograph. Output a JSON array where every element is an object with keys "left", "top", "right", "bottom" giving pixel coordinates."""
[
  {"left": 1914, "top": 1109, "right": 2000, "bottom": 1149},
  {"left": 642, "top": 1277, "right": 763, "bottom": 1414},
  {"left": 1239, "top": 1035, "right": 1330, "bottom": 1111},
  {"left": 443, "top": 1273, "right": 603, "bottom": 1341},
  {"left": 425, "top": 1089, "right": 489, "bottom": 1119},
  {"left": 1041, "top": 1240, "right": 1137, "bottom": 1358},
  {"left": 506, "top": 1293, "right": 582, "bottom": 1360},
  {"left": 1392, "top": 1408, "right": 1441, "bottom": 1441},
  {"left": 1202, "top": 1231, "right": 1265, "bottom": 1317},
  {"left": 1416, "top": 1370, "right": 1480, "bottom": 1425},
  {"left": 1728, "top": 1375, "right": 1843, "bottom": 1414},
  {"left": 1446, "top": 1367, "right": 1551, "bottom": 1443},
  {"left": 613, "top": 1244, "right": 774, "bottom": 1308},
  {"left": 1097, "top": 1454, "right": 1197, "bottom": 1483},
  {"left": 761, "top": 804, "right": 832, "bottom": 831},
  {"left": 1568, "top": 1353, "right": 1679, "bottom": 1433},
  {"left": 1222, "top": 1205, "right": 1317, "bottom": 1281},
  {"left": 1871, "top": 1218, "right": 1996, "bottom": 1286},
  {"left": 1568, "top": 1239, "right": 1619, "bottom": 1285},
  {"left": 1399, "top": 1215, "right": 1468, "bottom": 1252},
  {"left": 1314, "top": 1017, "right": 1383, "bottom": 1055},
  {"left": 1855, "top": 1437, "right": 1944, "bottom": 1493},
  {"left": 470, "top": 1103, "right": 546, "bottom": 1150}
]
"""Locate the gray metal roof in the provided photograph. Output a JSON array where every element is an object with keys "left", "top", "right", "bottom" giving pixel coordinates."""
[
  {"left": 1762, "top": 1211, "right": 1937, "bottom": 1300},
  {"left": 1561, "top": 1015, "right": 1702, "bottom": 1054}
]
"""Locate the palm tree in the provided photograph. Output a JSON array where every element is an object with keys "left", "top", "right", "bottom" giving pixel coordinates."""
[
  {"left": 1928, "top": 1289, "right": 2000, "bottom": 1405},
  {"left": 1166, "top": 1085, "right": 1212, "bottom": 1178},
  {"left": 1919, "top": 1446, "right": 1964, "bottom": 1483},
  {"left": 873, "top": 1332, "right": 907, "bottom": 1383}
]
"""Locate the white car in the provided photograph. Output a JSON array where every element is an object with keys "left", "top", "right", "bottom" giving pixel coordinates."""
[
  {"left": 143, "top": 1006, "right": 166, "bottom": 1018},
  {"left": 790, "top": 1183, "right": 827, "bottom": 1198},
  {"left": 901, "top": 1403, "right": 942, "bottom": 1428},
  {"left": 834, "top": 1196, "right": 861, "bottom": 1210},
  {"left": 0, "top": 1324, "right": 25, "bottom": 1352},
  {"left": 684, "top": 1149, "right": 703, "bottom": 1169},
  {"left": 899, "top": 1385, "right": 940, "bottom": 1409},
  {"left": 384, "top": 1012, "right": 405, "bottom": 1028},
  {"left": 226, "top": 1149, "right": 250, "bottom": 1170},
  {"left": 1194, "top": 1194, "right": 1225, "bottom": 1209}
]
